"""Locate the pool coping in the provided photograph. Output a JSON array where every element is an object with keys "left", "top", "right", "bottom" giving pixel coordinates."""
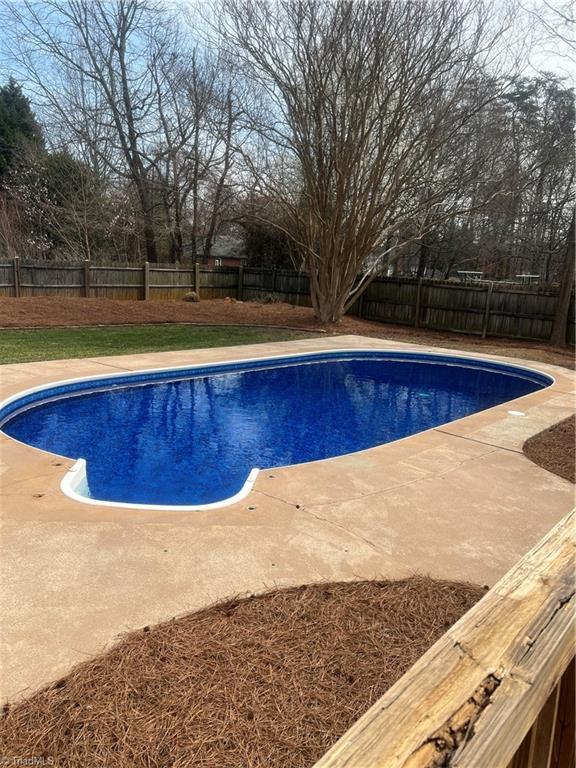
[{"left": 1, "top": 334, "right": 575, "bottom": 702}]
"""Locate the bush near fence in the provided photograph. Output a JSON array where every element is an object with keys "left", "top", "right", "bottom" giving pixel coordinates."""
[{"left": 0, "top": 258, "right": 573, "bottom": 344}]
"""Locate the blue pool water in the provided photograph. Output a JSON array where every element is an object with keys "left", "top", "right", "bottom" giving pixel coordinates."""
[{"left": 0, "top": 352, "right": 550, "bottom": 507}]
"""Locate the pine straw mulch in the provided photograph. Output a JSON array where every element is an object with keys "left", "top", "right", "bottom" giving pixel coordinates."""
[
  {"left": 0, "top": 576, "right": 486, "bottom": 768},
  {"left": 523, "top": 415, "right": 575, "bottom": 484}
]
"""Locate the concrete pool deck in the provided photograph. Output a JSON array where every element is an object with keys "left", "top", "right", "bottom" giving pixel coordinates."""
[{"left": 1, "top": 335, "right": 574, "bottom": 702}]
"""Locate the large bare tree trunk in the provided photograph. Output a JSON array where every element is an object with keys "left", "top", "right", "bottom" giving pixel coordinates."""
[
  {"left": 550, "top": 211, "right": 575, "bottom": 347},
  {"left": 204, "top": 91, "right": 234, "bottom": 261},
  {"left": 173, "top": 203, "right": 184, "bottom": 263},
  {"left": 136, "top": 183, "right": 158, "bottom": 263}
]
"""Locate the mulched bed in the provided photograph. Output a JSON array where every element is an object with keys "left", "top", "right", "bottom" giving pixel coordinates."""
[
  {"left": 0, "top": 296, "right": 573, "bottom": 369},
  {"left": 0, "top": 577, "right": 485, "bottom": 768},
  {"left": 523, "top": 416, "right": 575, "bottom": 483}
]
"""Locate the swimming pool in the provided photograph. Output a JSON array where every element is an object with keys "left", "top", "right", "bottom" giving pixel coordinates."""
[{"left": 0, "top": 350, "right": 552, "bottom": 509}]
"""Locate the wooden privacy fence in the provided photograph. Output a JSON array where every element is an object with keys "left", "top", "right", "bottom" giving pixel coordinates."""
[
  {"left": 313, "top": 510, "right": 575, "bottom": 768},
  {"left": 0, "top": 258, "right": 574, "bottom": 343}
]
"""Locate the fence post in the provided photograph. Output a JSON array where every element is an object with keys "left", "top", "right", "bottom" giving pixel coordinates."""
[
  {"left": 83, "top": 259, "right": 91, "bottom": 298},
  {"left": 482, "top": 282, "right": 494, "bottom": 339},
  {"left": 356, "top": 288, "right": 366, "bottom": 318},
  {"left": 414, "top": 278, "right": 423, "bottom": 328},
  {"left": 13, "top": 257, "right": 20, "bottom": 298},
  {"left": 195, "top": 261, "right": 201, "bottom": 298},
  {"left": 143, "top": 261, "right": 150, "bottom": 301},
  {"left": 237, "top": 263, "right": 244, "bottom": 301}
]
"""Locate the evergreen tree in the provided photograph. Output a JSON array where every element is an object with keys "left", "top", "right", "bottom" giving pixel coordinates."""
[{"left": 0, "top": 78, "right": 43, "bottom": 180}]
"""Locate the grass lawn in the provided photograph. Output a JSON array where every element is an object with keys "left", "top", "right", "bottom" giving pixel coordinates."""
[{"left": 0, "top": 324, "right": 315, "bottom": 364}]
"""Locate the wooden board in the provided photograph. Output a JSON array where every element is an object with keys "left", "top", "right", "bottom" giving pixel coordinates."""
[{"left": 313, "top": 511, "right": 575, "bottom": 768}]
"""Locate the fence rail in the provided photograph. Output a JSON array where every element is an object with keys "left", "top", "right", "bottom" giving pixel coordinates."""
[
  {"left": 0, "top": 258, "right": 573, "bottom": 343},
  {"left": 313, "top": 510, "right": 575, "bottom": 768}
]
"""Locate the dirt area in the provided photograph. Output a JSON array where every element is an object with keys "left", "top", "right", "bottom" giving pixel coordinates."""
[
  {"left": 523, "top": 416, "right": 575, "bottom": 484},
  {"left": 1, "top": 296, "right": 574, "bottom": 369},
  {"left": 0, "top": 577, "right": 484, "bottom": 768}
]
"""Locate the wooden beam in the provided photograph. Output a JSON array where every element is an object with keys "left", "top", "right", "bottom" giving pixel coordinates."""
[
  {"left": 13, "top": 257, "right": 20, "bottom": 298},
  {"left": 83, "top": 259, "right": 91, "bottom": 298},
  {"left": 313, "top": 511, "right": 575, "bottom": 768},
  {"left": 552, "top": 658, "right": 575, "bottom": 768},
  {"left": 414, "top": 278, "right": 423, "bottom": 328},
  {"left": 143, "top": 261, "right": 150, "bottom": 301},
  {"left": 525, "top": 682, "right": 561, "bottom": 768},
  {"left": 237, "top": 264, "right": 244, "bottom": 301},
  {"left": 482, "top": 282, "right": 494, "bottom": 339}
]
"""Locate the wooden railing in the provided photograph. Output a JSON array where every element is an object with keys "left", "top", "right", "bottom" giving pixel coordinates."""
[{"left": 313, "top": 510, "right": 575, "bottom": 768}]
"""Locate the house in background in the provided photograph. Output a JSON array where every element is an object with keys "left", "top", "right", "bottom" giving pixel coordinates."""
[{"left": 189, "top": 236, "right": 247, "bottom": 268}]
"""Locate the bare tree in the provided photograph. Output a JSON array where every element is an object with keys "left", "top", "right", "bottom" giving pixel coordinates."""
[
  {"left": 525, "top": 0, "right": 574, "bottom": 67},
  {"left": 146, "top": 44, "right": 245, "bottom": 262},
  {"left": 2, "top": 0, "right": 183, "bottom": 262},
  {"left": 218, "top": 0, "right": 518, "bottom": 322},
  {"left": 550, "top": 209, "right": 575, "bottom": 345},
  {"left": 0, "top": 193, "right": 38, "bottom": 260},
  {"left": 444, "top": 75, "right": 574, "bottom": 281},
  {"left": 527, "top": 0, "right": 575, "bottom": 345}
]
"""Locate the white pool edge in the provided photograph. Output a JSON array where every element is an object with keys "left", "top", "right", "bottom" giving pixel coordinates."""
[{"left": 61, "top": 459, "right": 260, "bottom": 511}]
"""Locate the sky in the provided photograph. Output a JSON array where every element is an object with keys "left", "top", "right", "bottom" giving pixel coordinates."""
[
  {"left": 0, "top": 0, "right": 573, "bottom": 104},
  {"left": 524, "top": 0, "right": 575, "bottom": 78}
]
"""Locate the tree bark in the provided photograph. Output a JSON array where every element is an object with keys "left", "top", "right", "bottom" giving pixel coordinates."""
[
  {"left": 137, "top": 184, "right": 158, "bottom": 263},
  {"left": 204, "top": 92, "right": 234, "bottom": 261},
  {"left": 550, "top": 210, "right": 575, "bottom": 347}
]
